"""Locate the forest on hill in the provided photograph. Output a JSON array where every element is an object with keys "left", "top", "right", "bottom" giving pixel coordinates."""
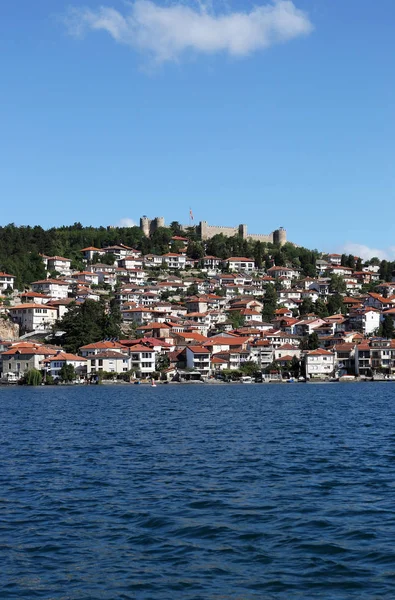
[{"left": 0, "top": 221, "right": 393, "bottom": 288}]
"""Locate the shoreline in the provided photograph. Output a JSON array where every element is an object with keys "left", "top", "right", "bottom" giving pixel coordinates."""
[{"left": 1, "top": 378, "right": 394, "bottom": 387}]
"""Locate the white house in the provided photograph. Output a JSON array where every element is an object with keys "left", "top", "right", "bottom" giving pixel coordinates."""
[
  {"left": 47, "top": 256, "right": 72, "bottom": 276},
  {"left": 203, "top": 256, "right": 222, "bottom": 269},
  {"left": 80, "top": 247, "right": 104, "bottom": 261},
  {"left": 327, "top": 254, "right": 342, "bottom": 266},
  {"left": 31, "top": 279, "right": 70, "bottom": 299},
  {"left": 102, "top": 245, "right": 132, "bottom": 260},
  {"left": 223, "top": 257, "right": 255, "bottom": 272},
  {"left": 9, "top": 303, "right": 58, "bottom": 332},
  {"left": 43, "top": 352, "right": 87, "bottom": 380},
  {"left": 128, "top": 344, "right": 157, "bottom": 377},
  {"left": 305, "top": 348, "right": 335, "bottom": 379},
  {"left": 267, "top": 266, "right": 301, "bottom": 280},
  {"left": 87, "top": 351, "right": 131, "bottom": 375},
  {"left": 0, "top": 272, "right": 15, "bottom": 292},
  {"left": 72, "top": 271, "right": 99, "bottom": 286},
  {"left": 0, "top": 342, "right": 57, "bottom": 379},
  {"left": 79, "top": 341, "right": 129, "bottom": 357},
  {"left": 186, "top": 345, "right": 211, "bottom": 376},
  {"left": 348, "top": 308, "right": 381, "bottom": 335},
  {"left": 118, "top": 256, "right": 144, "bottom": 270},
  {"left": 144, "top": 254, "right": 164, "bottom": 268},
  {"left": 161, "top": 253, "right": 187, "bottom": 270}
]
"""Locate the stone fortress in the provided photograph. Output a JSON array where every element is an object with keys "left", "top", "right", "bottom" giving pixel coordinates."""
[{"left": 140, "top": 216, "right": 287, "bottom": 246}]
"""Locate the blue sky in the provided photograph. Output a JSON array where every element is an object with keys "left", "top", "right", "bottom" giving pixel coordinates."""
[{"left": 1, "top": 0, "right": 394, "bottom": 259}]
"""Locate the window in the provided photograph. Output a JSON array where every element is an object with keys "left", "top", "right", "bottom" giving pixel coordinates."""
[{"left": 98, "top": 359, "right": 103, "bottom": 366}]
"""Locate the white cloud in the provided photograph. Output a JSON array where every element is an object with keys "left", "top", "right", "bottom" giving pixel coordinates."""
[
  {"left": 64, "top": 0, "right": 313, "bottom": 63},
  {"left": 116, "top": 217, "right": 136, "bottom": 227},
  {"left": 339, "top": 243, "right": 395, "bottom": 262}
]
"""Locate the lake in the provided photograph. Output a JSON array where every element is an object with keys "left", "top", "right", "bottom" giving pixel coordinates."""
[{"left": 1, "top": 383, "right": 395, "bottom": 599}]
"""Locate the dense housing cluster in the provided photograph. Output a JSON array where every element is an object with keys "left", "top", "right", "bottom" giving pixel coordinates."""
[{"left": 0, "top": 222, "right": 395, "bottom": 384}]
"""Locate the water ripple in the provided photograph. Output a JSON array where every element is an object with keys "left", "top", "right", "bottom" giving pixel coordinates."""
[{"left": 1, "top": 383, "right": 395, "bottom": 599}]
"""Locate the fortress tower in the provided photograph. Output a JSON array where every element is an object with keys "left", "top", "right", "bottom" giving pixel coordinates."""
[
  {"left": 140, "top": 216, "right": 165, "bottom": 237},
  {"left": 140, "top": 216, "right": 151, "bottom": 237},
  {"left": 273, "top": 227, "right": 287, "bottom": 246}
]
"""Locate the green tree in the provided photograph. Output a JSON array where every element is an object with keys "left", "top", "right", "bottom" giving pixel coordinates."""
[
  {"left": 327, "top": 293, "right": 345, "bottom": 315},
  {"left": 240, "top": 361, "right": 259, "bottom": 376},
  {"left": 346, "top": 254, "right": 355, "bottom": 269},
  {"left": 25, "top": 368, "right": 43, "bottom": 386},
  {"left": 381, "top": 315, "right": 394, "bottom": 339},
  {"left": 227, "top": 310, "right": 245, "bottom": 329},
  {"left": 314, "top": 298, "right": 329, "bottom": 318},
  {"left": 262, "top": 283, "right": 277, "bottom": 322},
  {"left": 329, "top": 274, "right": 346, "bottom": 294},
  {"left": 170, "top": 221, "right": 183, "bottom": 235},
  {"left": 103, "top": 297, "right": 122, "bottom": 340},
  {"left": 156, "top": 354, "right": 170, "bottom": 372},
  {"left": 55, "top": 300, "right": 106, "bottom": 353},
  {"left": 301, "top": 331, "right": 320, "bottom": 350},
  {"left": 59, "top": 363, "right": 76, "bottom": 382},
  {"left": 290, "top": 355, "right": 300, "bottom": 377},
  {"left": 300, "top": 297, "right": 314, "bottom": 316},
  {"left": 188, "top": 283, "right": 199, "bottom": 296}
]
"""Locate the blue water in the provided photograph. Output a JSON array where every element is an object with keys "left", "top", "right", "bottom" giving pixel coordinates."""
[{"left": 1, "top": 383, "right": 395, "bottom": 599}]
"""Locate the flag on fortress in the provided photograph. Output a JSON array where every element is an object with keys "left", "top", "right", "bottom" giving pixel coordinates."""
[{"left": 189, "top": 209, "right": 194, "bottom": 222}]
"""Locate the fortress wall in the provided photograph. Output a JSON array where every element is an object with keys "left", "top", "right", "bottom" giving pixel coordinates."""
[
  {"left": 247, "top": 233, "right": 274, "bottom": 243},
  {"left": 143, "top": 216, "right": 287, "bottom": 246},
  {"left": 201, "top": 223, "right": 240, "bottom": 240}
]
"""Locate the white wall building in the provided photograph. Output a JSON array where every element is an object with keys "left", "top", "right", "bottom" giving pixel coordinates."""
[
  {"left": 47, "top": 256, "right": 72, "bottom": 276},
  {"left": 87, "top": 351, "right": 130, "bottom": 375},
  {"left": 43, "top": 352, "right": 87, "bottom": 379},
  {"left": 305, "top": 349, "right": 335, "bottom": 379},
  {"left": 0, "top": 272, "right": 15, "bottom": 291},
  {"left": 31, "top": 279, "right": 70, "bottom": 299},
  {"left": 9, "top": 304, "right": 58, "bottom": 332},
  {"left": 224, "top": 257, "right": 255, "bottom": 272}
]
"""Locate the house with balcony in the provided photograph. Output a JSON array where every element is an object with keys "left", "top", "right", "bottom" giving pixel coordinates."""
[
  {"left": 127, "top": 344, "right": 156, "bottom": 377},
  {"left": 185, "top": 346, "right": 211, "bottom": 376},
  {"left": 9, "top": 303, "right": 58, "bottom": 332},
  {"left": 72, "top": 271, "right": 99, "bottom": 287},
  {"left": 46, "top": 256, "right": 72, "bottom": 277},
  {"left": 87, "top": 351, "right": 130, "bottom": 375},
  {"left": 80, "top": 247, "right": 104, "bottom": 261},
  {"left": 354, "top": 341, "right": 371, "bottom": 377},
  {"left": 333, "top": 343, "right": 356, "bottom": 375},
  {"left": 267, "top": 266, "right": 301, "bottom": 280},
  {"left": 368, "top": 339, "right": 395, "bottom": 375},
  {"left": 0, "top": 272, "right": 15, "bottom": 292},
  {"left": 117, "top": 256, "right": 144, "bottom": 270},
  {"left": 248, "top": 340, "right": 274, "bottom": 371},
  {"left": 223, "top": 257, "right": 256, "bottom": 273},
  {"left": 305, "top": 348, "right": 335, "bottom": 379},
  {"left": 348, "top": 308, "right": 380, "bottom": 335},
  {"left": 31, "top": 279, "right": 70, "bottom": 299},
  {"left": 161, "top": 253, "right": 187, "bottom": 270},
  {"left": 79, "top": 341, "right": 128, "bottom": 358},
  {"left": 327, "top": 254, "right": 342, "bottom": 266},
  {"left": 203, "top": 256, "right": 222, "bottom": 269},
  {"left": 102, "top": 245, "right": 132, "bottom": 260},
  {"left": 43, "top": 352, "right": 87, "bottom": 380},
  {"left": 0, "top": 342, "right": 57, "bottom": 380}
]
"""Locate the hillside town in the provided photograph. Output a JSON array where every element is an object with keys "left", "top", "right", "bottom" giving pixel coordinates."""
[{"left": 1, "top": 224, "right": 395, "bottom": 384}]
